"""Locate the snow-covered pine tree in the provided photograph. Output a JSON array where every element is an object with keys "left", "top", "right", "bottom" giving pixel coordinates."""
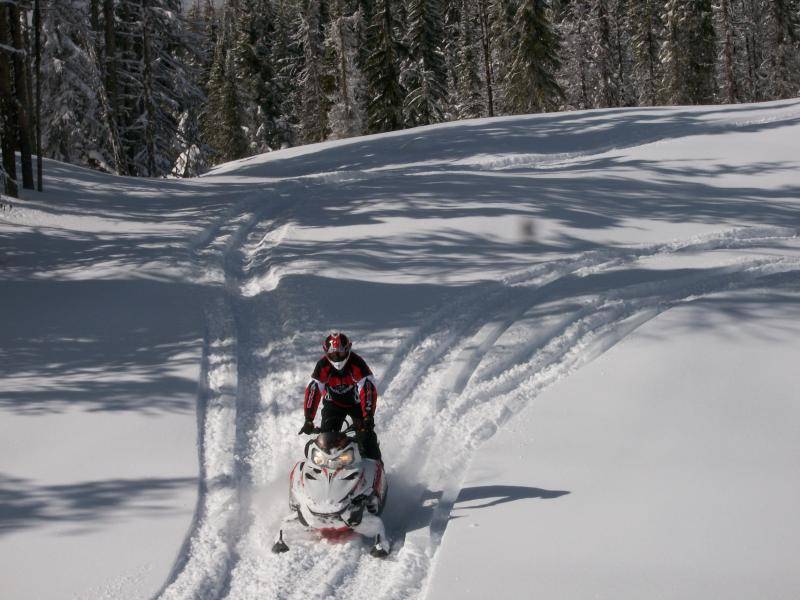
[
  {"left": 0, "top": 4, "right": 18, "bottom": 196},
  {"left": 270, "top": 0, "right": 302, "bottom": 148},
  {"left": 296, "top": 0, "right": 329, "bottom": 142},
  {"left": 590, "top": 0, "right": 620, "bottom": 107},
  {"left": 737, "top": 0, "right": 767, "bottom": 101},
  {"left": 173, "top": 0, "right": 215, "bottom": 176},
  {"left": 203, "top": 20, "right": 249, "bottom": 163},
  {"left": 117, "top": 0, "right": 202, "bottom": 177},
  {"left": 661, "top": 0, "right": 716, "bottom": 105},
  {"left": 715, "top": 0, "right": 740, "bottom": 103},
  {"left": 404, "top": 0, "right": 449, "bottom": 125},
  {"left": 364, "top": 0, "right": 406, "bottom": 132},
  {"left": 234, "top": 0, "right": 287, "bottom": 152},
  {"left": 628, "top": 0, "right": 664, "bottom": 105},
  {"left": 504, "top": 0, "right": 563, "bottom": 113},
  {"left": 442, "top": 0, "right": 461, "bottom": 119},
  {"left": 609, "top": 0, "right": 634, "bottom": 105},
  {"left": 99, "top": 0, "right": 126, "bottom": 173},
  {"left": 8, "top": 3, "right": 34, "bottom": 189},
  {"left": 325, "top": 0, "right": 366, "bottom": 139},
  {"left": 491, "top": 0, "right": 530, "bottom": 112},
  {"left": 455, "top": 0, "right": 486, "bottom": 118},
  {"left": 558, "top": 0, "right": 593, "bottom": 109},
  {"left": 763, "top": 0, "right": 800, "bottom": 99},
  {"left": 476, "top": 0, "right": 496, "bottom": 115},
  {"left": 37, "top": 0, "right": 115, "bottom": 172}
]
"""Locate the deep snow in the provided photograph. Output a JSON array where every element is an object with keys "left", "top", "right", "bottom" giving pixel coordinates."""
[{"left": 1, "top": 99, "right": 799, "bottom": 599}]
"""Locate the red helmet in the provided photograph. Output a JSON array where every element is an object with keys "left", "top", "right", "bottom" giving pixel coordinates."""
[{"left": 323, "top": 332, "right": 352, "bottom": 369}]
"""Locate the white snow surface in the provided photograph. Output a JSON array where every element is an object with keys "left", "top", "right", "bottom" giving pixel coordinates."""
[{"left": 2, "top": 100, "right": 800, "bottom": 599}]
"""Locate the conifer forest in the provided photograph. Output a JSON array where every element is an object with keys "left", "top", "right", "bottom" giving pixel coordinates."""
[{"left": 0, "top": 0, "right": 798, "bottom": 189}]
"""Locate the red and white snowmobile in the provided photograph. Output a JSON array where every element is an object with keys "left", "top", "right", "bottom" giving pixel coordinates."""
[{"left": 271, "top": 426, "right": 390, "bottom": 557}]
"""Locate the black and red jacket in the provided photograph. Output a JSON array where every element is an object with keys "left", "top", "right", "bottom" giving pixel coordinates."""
[{"left": 303, "top": 352, "right": 378, "bottom": 421}]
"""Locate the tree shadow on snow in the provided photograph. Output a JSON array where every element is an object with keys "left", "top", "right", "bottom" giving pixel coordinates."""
[{"left": 0, "top": 472, "right": 196, "bottom": 535}]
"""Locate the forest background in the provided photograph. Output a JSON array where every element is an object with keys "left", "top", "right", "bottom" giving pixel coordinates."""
[{"left": 0, "top": 0, "right": 798, "bottom": 193}]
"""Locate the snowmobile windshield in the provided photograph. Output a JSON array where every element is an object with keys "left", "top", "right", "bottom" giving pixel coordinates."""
[{"left": 315, "top": 432, "right": 350, "bottom": 452}]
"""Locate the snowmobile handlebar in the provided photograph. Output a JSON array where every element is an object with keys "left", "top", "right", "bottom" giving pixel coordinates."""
[{"left": 298, "top": 423, "right": 358, "bottom": 436}]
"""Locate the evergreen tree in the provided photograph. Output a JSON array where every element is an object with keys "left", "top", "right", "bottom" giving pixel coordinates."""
[
  {"left": 739, "top": 0, "right": 767, "bottom": 101},
  {"left": 763, "top": 0, "right": 800, "bottom": 99},
  {"left": 504, "top": 0, "right": 563, "bottom": 113},
  {"left": 661, "top": 0, "right": 716, "bottom": 104},
  {"left": 364, "top": 0, "right": 406, "bottom": 132},
  {"left": 404, "top": 0, "right": 449, "bottom": 125},
  {"left": 235, "top": 0, "right": 286, "bottom": 151},
  {"left": 558, "top": 0, "right": 593, "bottom": 109},
  {"left": 272, "top": 0, "right": 303, "bottom": 148},
  {"left": 203, "top": 24, "right": 248, "bottom": 163},
  {"left": 454, "top": 0, "right": 486, "bottom": 118},
  {"left": 715, "top": 0, "right": 740, "bottom": 103},
  {"left": 297, "top": 0, "right": 329, "bottom": 142},
  {"left": 326, "top": 0, "right": 366, "bottom": 139},
  {"left": 8, "top": 3, "right": 34, "bottom": 189},
  {"left": 0, "top": 4, "right": 18, "bottom": 196},
  {"left": 442, "top": 0, "right": 462, "bottom": 119},
  {"left": 610, "top": 0, "right": 634, "bottom": 105},
  {"left": 113, "top": 0, "right": 202, "bottom": 177},
  {"left": 491, "top": 0, "right": 522, "bottom": 112},
  {"left": 476, "top": 0, "right": 496, "bottom": 115},
  {"left": 174, "top": 0, "right": 215, "bottom": 176},
  {"left": 38, "top": 0, "right": 114, "bottom": 171},
  {"left": 591, "top": 0, "right": 620, "bottom": 107},
  {"left": 629, "top": 0, "right": 664, "bottom": 105}
]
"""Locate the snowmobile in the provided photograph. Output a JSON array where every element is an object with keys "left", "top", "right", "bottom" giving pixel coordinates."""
[{"left": 271, "top": 423, "right": 390, "bottom": 557}]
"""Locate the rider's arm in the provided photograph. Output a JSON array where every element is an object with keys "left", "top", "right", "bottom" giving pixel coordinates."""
[
  {"left": 304, "top": 359, "right": 327, "bottom": 421},
  {"left": 304, "top": 379, "right": 324, "bottom": 421},
  {"left": 358, "top": 377, "right": 377, "bottom": 419},
  {"left": 352, "top": 354, "right": 378, "bottom": 418}
]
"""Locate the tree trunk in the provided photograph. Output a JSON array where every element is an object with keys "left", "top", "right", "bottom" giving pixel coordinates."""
[
  {"left": 10, "top": 3, "right": 34, "bottom": 189},
  {"left": 720, "top": 0, "right": 738, "bottom": 103},
  {"left": 91, "top": 0, "right": 100, "bottom": 34},
  {"left": 141, "top": 0, "right": 157, "bottom": 176},
  {"left": 34, "top": 0, "right": 42, "bottom": 190},
  {"left": 99, "top": 0, "right": 128, "bottom": 175},
  {"left": 103, "top": 0, "right": 119, "bottom": 125},
  {"left": 478, "top": 0, "right": 493, "bottom": 117},
  {"left": 0, "top": 6, "right": 18, "bottom": 197}
]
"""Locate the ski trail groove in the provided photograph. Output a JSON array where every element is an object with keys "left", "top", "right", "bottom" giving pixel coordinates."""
[
  {"left": 161, "top": 186, "right": 291, "bottom": 600},
  {"left": 160, "top": 298, "right": 239, "bottom": 600}
]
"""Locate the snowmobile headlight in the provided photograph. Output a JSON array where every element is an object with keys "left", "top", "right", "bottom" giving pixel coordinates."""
[
  {"left": 334, "top": 449, "right": 354, "bottom": 467},
  {"left": 311, "top": 448, "right": 326, "bottom": 466}
]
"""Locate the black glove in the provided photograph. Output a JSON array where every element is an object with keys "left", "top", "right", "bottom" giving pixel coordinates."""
[
  {"left": 361, "top": 416, "right": 374, "bottom": 431},
  {"left": 298, "top": 420, "right": 315, "bottom": 435}
]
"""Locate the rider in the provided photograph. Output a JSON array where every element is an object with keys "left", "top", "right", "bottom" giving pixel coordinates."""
[{"left": 300, "top": 332, "right": 382, "bottom": 462}]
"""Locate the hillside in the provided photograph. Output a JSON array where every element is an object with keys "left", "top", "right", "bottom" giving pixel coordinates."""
[{"left": 1, "top": 100, "right": 799, "bottom": 599}]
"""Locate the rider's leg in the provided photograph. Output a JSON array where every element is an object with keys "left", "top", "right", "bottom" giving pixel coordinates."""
[
  {"left": 319, "top": 402, "right": 346, "bottom": 432},
  {"left": 345, "top": 406, "right": 382, "bottom": 461},
  {"left": 357, "top": 429, "right": 382, "bottom": 461}
]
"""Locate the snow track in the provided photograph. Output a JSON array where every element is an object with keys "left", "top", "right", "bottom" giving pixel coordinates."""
[
  {"left": 155, "top": 97, "right": 800, "bottom": 600},
  {"left": 161, "top": 186, "right": 799, "bottom": 599}
]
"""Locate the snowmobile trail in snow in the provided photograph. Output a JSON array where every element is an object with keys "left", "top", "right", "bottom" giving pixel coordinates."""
[
  {"left": 161, "top": 185, "right": 295, "bottom": 600},
  {"left": 161, "top": 162, "right": 799, "bottom": 600},
  {"left": 158, "top": 103, "right": 800, "bottom": 599}
]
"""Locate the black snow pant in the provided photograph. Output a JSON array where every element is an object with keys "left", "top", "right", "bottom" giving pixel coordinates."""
[{"left": 320, "top": 401, "right": 382, "bottom": 462}]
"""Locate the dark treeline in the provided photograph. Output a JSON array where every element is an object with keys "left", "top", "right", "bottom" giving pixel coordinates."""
[{"left": 0, "top": 0, "right": 798, "bottom": 186}]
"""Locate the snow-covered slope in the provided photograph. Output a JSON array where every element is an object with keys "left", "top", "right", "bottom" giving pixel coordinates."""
[{"left": 2, "top": 100, "right": 799, "bottom": 599}]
